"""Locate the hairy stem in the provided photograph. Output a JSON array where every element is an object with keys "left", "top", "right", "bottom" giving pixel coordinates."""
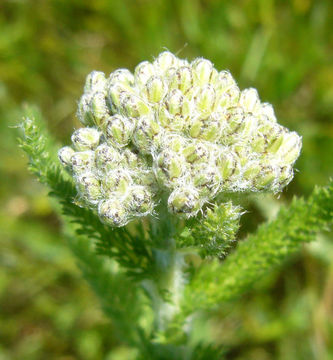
[{"left": 142, "top": 203, "right": 187, "bottom": 336}]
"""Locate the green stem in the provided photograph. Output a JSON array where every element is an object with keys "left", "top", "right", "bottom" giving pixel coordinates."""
[
  {"left": 152, "top": 241, "right": 186, "bottom": 332},
  {"left": 142, "top": 202, "right": 187, "bottom": 336}
]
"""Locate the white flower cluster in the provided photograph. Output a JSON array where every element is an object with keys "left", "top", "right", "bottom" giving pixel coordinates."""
[{"left": 58, "top": 51, "right": 302, "bottom": 227}]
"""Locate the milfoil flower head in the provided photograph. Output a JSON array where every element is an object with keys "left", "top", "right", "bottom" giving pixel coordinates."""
[{"left": 58, "top": 51, "right": 302, "bottom": 227}]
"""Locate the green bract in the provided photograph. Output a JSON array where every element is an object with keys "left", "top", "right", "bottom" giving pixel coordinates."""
[{"left": 58, "top": 52, "right": 302, "bottom": 226}]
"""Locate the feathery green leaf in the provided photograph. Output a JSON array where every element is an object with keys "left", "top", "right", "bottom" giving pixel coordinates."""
[{"left": 183, "top": 180, "right": 333, "bottom": 312}]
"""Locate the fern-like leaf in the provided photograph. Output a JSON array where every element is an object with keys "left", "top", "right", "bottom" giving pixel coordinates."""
[
  {"left": 65, "top": 228, "right": 146, "bottom": 346},
  {"left": 183, "top": 180, "right": 333, "bottom": 312}
]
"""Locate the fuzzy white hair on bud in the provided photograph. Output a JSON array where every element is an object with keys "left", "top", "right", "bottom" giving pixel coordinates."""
[
  {"left": 58, "top": 146, "right": 75, "bottom": 169},
  {"left": 71, "top": 127, "right": 101, "bottom": 151},
  {"left": 98, "top": 198, "right": 130, "bottom": 227},
  {"left": 103, "top": 114, "right": 135, "bottom": 148},
  {"left": 84, "top": 71, "right": 107, "bottom": 93}
]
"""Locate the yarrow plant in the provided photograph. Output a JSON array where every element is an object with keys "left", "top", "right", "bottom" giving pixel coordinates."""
[{"left": 19, "top": 52, "right": 333, "bottom": 359}]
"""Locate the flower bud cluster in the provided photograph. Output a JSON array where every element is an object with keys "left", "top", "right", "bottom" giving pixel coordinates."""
[
  {"left": 58, "top": 127, "right": 156, "bottom": 227},
  {"left": 59, "top": 52, "right": 302, "bottom": 226}
]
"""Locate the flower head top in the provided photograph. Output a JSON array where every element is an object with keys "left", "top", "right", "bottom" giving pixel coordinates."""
[{"left": 58, "top": 51, "right": 302, "bottom": 227}]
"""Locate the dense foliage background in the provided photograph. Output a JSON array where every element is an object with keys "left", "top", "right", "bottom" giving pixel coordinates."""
[{"left": 1, "top": 0, "right": 332, "bottom": 359}]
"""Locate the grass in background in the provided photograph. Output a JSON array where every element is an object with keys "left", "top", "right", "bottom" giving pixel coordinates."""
[{"left": 0, "top": 0, "right": 332, "bottom": 358}]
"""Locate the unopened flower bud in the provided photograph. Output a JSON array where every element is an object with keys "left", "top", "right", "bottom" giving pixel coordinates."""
[
  {"left": 98, "top": 198, "right": 130, "bottom": 227},
  {"left": 77, "top": 93, "right": 95, "bottom": 126},
  {"left": 108, "top": 69, "right": 134, "bottom": 88},
  {"left": 168, "top": 186, "right": 202, "bottom": 217},
  {"left": 216, "top": 71, "right": 237, "bottom": 90},
  {"left": 183, "top": 142, "right": 209, "bottom": 164},
  {"left": 58, "top": 146, "right": 75, "bottom": 169},
  {"left": 128, "top": 185, "right": 154, "bottom": 215},
  {"left": 216, "top": 151, "right": 238, "bottom": 182},
  {"left": 135, "top": 61, "right": 155, "bottom": 87},
  {"left": 155, "top": 150, "right": 186, "bottom": 188},
  {"left": 103, "top": 114, "right": 135, "bottom": 147},
  {"left": 265, "top": 128, "right": 285, "bottom": 154},
  {"left": 71, "top": 151, "right": 95, "bottom": 175},
  {"left": 95, "top": 143, "right": 122, "bottom": 173},
  {"left": 108, "top": 84, "right": 132, "bottom": 110},
  {"left": 103, "top": 169, "right": 133, "bottom": 197},
  {"left": 145, "top": 76, "right": 167, "bottom": 103},
  {"left": 239, "top": 88, "right": 260, "bottom": 113},
  {"left": 277, "top": 165, "right": 293, "bottom": 188},
  {"left": 169, "top": 66, "right": 194, "bottom": 93},
  {"left": 251, "top": 134, "right": 266, "bottom": 154},
  {"left": 188, "top": 113, "right": 221, "bottom": 142},
  {"left": 222, "top": 107, "right": 245, "bottom": 140},
  {"left": 217, "top": 85, "right": 240, "bottom": 109},
  {"left": 158, "top": 106, "right": 184, "bottom": 132},
  {"left": 253, "top": 165, "right": 277, "bottom": 190},
  {"left": 225, "top": 110, "right": 257, "bottom": 144},
  {"left": 275, "top": 132, "right": 302, "bottom": 165},
  {"left": 89, "top": 91, "right": 110, "bottom": 126},
  {"left": 154, "top": 51, "right": 179, "bottom": 73},
  {"left": 193, "top": 85, "right": 216, "bottom": 115},
  {"left": 240, "top": 115, "right": 258, "bottom": 139},
  {"left": 133, "top": 115, "right": 161, "bottom": 153},
  {"left": 121, "top": 93, "right": 151, "bottom": 118},
  {"left": 242, "top": 161, "right": 262, "bottom": 182},
  {"left": 164, "top": 66, "right": 177, "bottom": 79},
  {"left": 258, "top": 102, "right": 276, "bottom": 123},
  {"left": 164, "top": 89, "right": 190, "bottom": 118},
  {"left": 192, "top": 164, "right": 221, "bottom": 197},
  {"left": 75, "top": 172, "right": 102, "bottom": 204},
  {"left": 251, "top": 121, "right": 282, "bottom": 153},
  {"left": 71, "top": 127, "right": 101, "bottom": 151},
  {"left": 191, "top": 58, "right": 218, "bottom": 85},
  {"left": 84, "top": 71, "right": 107, "bottom": 93}
]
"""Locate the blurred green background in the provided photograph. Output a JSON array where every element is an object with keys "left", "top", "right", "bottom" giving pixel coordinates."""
[{"left": 0, "top": 0, "right": 332, "bottom": 359}]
